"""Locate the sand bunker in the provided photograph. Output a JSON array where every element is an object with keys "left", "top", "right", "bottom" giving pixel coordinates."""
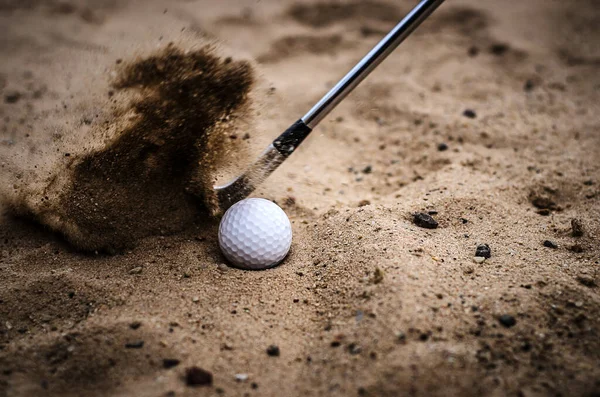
[{"left": 3, "top": 45, "right": 254, "bottom": 253}]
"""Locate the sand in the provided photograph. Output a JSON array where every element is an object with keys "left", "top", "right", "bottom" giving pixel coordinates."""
[{"left": 1, "top": 0, "right": 599, "bottom": 396}]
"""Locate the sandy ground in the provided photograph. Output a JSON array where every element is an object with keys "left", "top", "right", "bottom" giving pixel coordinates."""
[{"left": 1, "top": 0, "right": 600, "bottom": 396}]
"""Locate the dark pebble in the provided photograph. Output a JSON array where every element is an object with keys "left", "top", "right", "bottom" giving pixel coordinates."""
[
  {"left": 543, "top": 240, "right": 558, "bottom": 249},
  {"left": 524, "top": 79, "right": 535, "bottom": 91},
  {"left": 251, "top": 382, "right": 258, "bottom": 389},
  {"left": 413, "top": 212, "right": 438, "bottom": 229},
  {"left": 530, "top": 196, "right": 556, "bottom": 210},
  {"left": 163, "top": 358, "right": 180, "bottom": 369},
  {"left": 490, "top": 43, "right": 509, "bottom": 56},
  {"left": 125, "top": 340, "right": 144, "bottom": 349},
  {"left": 362, "top": 165, "right": 372, "bottom": 174},
  {"left": 185, "top": 366, "right": 213, "bottom": 387},
  {"left": 571, "top": 219, "right": 584, "bottom": 237},
  {"left": 475, "top": 244, "right": 491, "bottom": 258},
  {"left": 129, "top": 321, "right": 142, "bottom": 330},
  {"left": 437, "top": 142, "right": 448, "bottom": 151},
  {"left": 460, "top": 218, "right": 468, "bottom": 224},
  {"left": 266, "top": 345, "right": 280, "bottom": 357},
  {"left": 4, "top": 91, "right": 21, "bottom": 104},
  {"left": 463, "top": 109, "right": 477, "bottom": 119},
  {"left": 498, "top": 314, "right": 516, "bottom": 328},
  {"left": 348, "top": 343, "right": 362, "bottom": 355}
]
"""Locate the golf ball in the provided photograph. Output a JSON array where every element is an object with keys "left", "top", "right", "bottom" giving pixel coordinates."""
[{"left": 218, "top": 198, "right": 292, "bottom": 270}]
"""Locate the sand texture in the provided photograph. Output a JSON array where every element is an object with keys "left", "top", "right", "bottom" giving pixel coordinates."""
[{"left": 1, "top": 0, "right": 599, "bottom": 396}]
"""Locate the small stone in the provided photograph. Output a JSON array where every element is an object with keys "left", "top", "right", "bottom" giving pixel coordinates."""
[
  {"left": 348, "top": 343, "right": 362, "bottom": 355},
  {"left": 473, "top": 256, "right": 486, "bottom": 264},
  {"left": 358, "top": 199, "right": 370, "bottom": 207},
  {"left": 192, "top": 297, "right": 199, "bottom": 303},
  {"left": 362, "top": 165, "right": 372, "bottom": 174},
  {"left": 266, "top": 345, "right": 280, "bottom": 357},
  {"left": 543, "top": 240, "right": 558, "bottom": 249},
  {"left": 490, "top": 43, "right": 509, "bottom": 56},
  {"left": 163, "top": 358, "right": 180, "bottom": 369},
  {"left": 530, "top": 195, "right": 556, "bottom": 210},
  {"left": 413, "top": 212, "right": 438, "bottom": 229},
  {"left": 571, "top": 219, "right": 584, "bottom": 237},
  {"left": 437, "top": 143, "right": 448, "bottom": 151},
  {"left": 4, "top": 91, "right": 21, "bottom": 104},
  {"left": 463, "top": 109, "right": 477, "bottom": 119},
  {"left": 524, "top": 79, "right": 535, "bottom": 91},
  {"left": 129, "top": 321, "right": 142, "bottom": 330},
  {"left": 498, "top": 314, "right": 516, "bottom": 328},
  {"left": 125, "top": 340, "right": 144, "bottom": 349},
  {"left": 185, "top": 366, "right": 213, "bottom": 387},
  {"left": 235, "top": 373, "right": 248, "bottom": 382},
  {"left": 217, "top": 263, "right": 229, "bottom": 272},
  {"left": 129, "top": 266, "right": 143, "bottom": 275},
  {"left": 475, "top": 244, "right": 491, "bottom": 258}
]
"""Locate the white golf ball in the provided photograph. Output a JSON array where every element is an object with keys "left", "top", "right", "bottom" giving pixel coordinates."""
[{"left": 218, "top": 198, "right": 292, "bottom": 270}]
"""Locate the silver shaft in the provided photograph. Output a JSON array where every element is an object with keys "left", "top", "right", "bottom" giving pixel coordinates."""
[{"left": 301, "top": 0, "right": 445, "bottom": 129}]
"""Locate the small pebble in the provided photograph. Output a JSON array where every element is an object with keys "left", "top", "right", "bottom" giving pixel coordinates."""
[
  {"left": 362, "top": 165, "right": 372, "bottom": 174},
  {"left": 571, "top": 219, "right": 584, "bottom": 237},
  {"left": 437, "top": 143, "right": 448, "bottom": 151},
  {"left": 266, "top": 345, "right": 280, "bottom": 357},
  {"left": 524, "top": 79, "right": 535, "bottom": 91},
  {"left": 475, "top": 244, "right": 491, "bottom": 258},
  {"left": 473, "top": 256, "right": 486, "bottom": 264},
  {"left": 498, "top": 314, "right": 516, "bottom": 328},
  {"left": 129, "top": 321, "right": 142, "bottom": 330},
  {"left": 348, "top": 343, "right": 362, "bottom": 355},
  {"left": 490, "top": 43, "right": 509, "bottom": 56},
  {"left": 543, "top": 240, "right": 558, "bottom": 249},
  {"left": 129, "top": 266, "right": 143, "bottom": 275},
  {"left": 412, "top": 212, "right": 438, "bottom": 229},
  {"left": 185, "top": 366, "right": 213, "bottom": 387},
  {"left": 358, "top": 199, "right": 370, "bottom": 207},
  {"left": 235, "top": 373, "right": 248, "bottom": 382},
  {"left": 217, "top": 263, "right": 229, "bottom": 272},
  {"left": 192, "top": 297, "right": 199, "bottom": 303},
  {"left": 163, "top": 358, "right": 180, "bottom": 369},
  {"left": 4, "top": 91, "right": 21, "bottom": 104},
  {"left": 463, "top": 109, "right": 477, "bottom": 119}
]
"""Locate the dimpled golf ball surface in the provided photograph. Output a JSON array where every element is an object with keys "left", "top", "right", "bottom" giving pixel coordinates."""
[{"left": 219, "top": 198, "right": 292, "bottom": 269}]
